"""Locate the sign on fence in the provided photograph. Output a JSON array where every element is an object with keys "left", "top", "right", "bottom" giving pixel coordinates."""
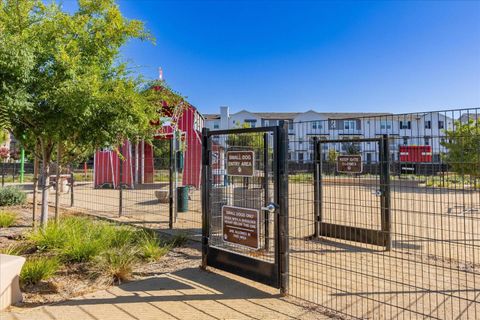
[
  {"left": 226, "top": 150, "right": 255, "bottom": 176},
  {"left": 337, "top": 155, "right": 363, "bottom": 173},
  {"left": 222, "top": 205, "right": 259, "bottom": 249}
]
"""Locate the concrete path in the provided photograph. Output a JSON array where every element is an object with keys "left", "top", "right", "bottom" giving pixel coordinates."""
[{"left": 3, "top": 267, "right": 329, "bottom": 320}]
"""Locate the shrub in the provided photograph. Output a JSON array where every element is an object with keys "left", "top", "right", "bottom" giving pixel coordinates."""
[
  {"left": 20, "top": 257, "right": 60, "bottom": 285},
  {"left": 170, "top": 233, "right": 188, "bottom": 247},
  {"left": 0, "top": 187, "right": 26, "bottom": 206},
  {"left": 0, "top": 211, "right": 16, "bottom": 227},
  {"left": 0, "top": 243, "right": 31, "bottom": 255},
  {"left": 61, "top": 236, "right": 105, "bottom": 263},
  {"left": 28, "top": 223, "right": 67, "bottom": 251},
  {"left": 137, "top": 232, "right": 170, "bottom": 262},
  {"left": 96, "top": 246, "right": 138, "bottom": 284}
]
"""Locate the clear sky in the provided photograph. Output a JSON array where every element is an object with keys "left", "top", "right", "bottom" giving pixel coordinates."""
[{"left": 64, "top": 0, "right": 480, "bottom": 115}]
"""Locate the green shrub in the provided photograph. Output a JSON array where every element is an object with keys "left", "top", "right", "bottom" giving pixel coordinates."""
[
  {"left": 138, "top": 232, "right": 170, "bottom": 262},
  {"left": 61, "top": 236, "right": 105, "bottom": 263},
  {"left": 0, "top": 187, "right": 26, "bottom": 206},
  {"left": 20, "top": 257, "right": 60, "bottom": 285},
  {"left": 0, "top": 243, "right": 31, "bottom": 255},
  {"left": 28, "top": 223, "right": 67, "bottom": 251},
  {"left": 96, "top": 246, "right": 138, "bottom": 284},
  {"left": 0, "top": 211, "right": 16, "bottom": 227},
  {"left": 170, "top": 233, "right": 188, "bottom": 247}
]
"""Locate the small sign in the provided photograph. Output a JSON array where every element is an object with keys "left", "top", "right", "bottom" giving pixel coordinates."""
[
  {"left": 222, "top": 205, "right": 259, "bottom": 249},
  {"left": 337, "top": 155, "right": 363, "bottom": 173},
  {"left": 226, "top": 150, "right": 255, "bottom": 176}
]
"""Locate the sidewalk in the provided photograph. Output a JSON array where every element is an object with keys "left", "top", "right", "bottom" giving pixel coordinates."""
[{"left": 3, "top": 267, "right": 329, "bottom": 320}]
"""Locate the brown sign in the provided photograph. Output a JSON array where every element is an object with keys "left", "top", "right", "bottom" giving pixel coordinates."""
[
  {"left": 337, "top": 155, "right": 363, "bottom": 173},
  {"left": 226, "top": 151, "right": 255, "bottom": 176},
  {"left": 222, "top": 205, "right": 259, "bottom": 249}
]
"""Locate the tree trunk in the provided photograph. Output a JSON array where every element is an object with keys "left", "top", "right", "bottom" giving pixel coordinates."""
[
  {"left": 32, "top": 148, "right": 39, "bottom": 228},
  {"left": 40, "top": 143, "right": 51, "bottom": 228},
  {"left": 54, "top": 144, "right": 61, "bottom": 223}
]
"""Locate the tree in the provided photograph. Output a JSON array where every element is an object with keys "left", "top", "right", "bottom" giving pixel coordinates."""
[
  {"left": 441, "top": 119, "right": 480, "bottom": 186},
  {"left": 0, "top": 0, "right": 156, "bottom": 226}
]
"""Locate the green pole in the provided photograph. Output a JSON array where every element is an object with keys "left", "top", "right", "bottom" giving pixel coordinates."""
[{"left": 20, "top": 144, "right": 25, "bottom": 183}]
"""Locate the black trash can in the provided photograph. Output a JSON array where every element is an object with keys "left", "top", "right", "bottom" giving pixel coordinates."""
[{"left": 177, "top": 186, "right": 189, "bottom": 212}]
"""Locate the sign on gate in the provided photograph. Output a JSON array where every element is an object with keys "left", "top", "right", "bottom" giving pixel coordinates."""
[
  {"left": 337, "top": 155, "right": 363, "bottom": 173},
  {"left": 226, "top": 150, "right": 255, "bottom": 176},
  {"left": 222, "top": 205, "right": 259, "bottom": 249}
]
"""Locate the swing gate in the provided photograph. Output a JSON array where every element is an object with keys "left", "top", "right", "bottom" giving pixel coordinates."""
[
  {"left": 201, "top": 125, "right": 289, "bottom": 293},
  {"left": 311, "top": 136, "right": 392, "bottom": 248}
]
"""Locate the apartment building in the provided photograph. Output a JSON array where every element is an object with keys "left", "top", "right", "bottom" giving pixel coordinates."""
[{"left": 204, "top": 106, "right": 455, "bottom": 163}]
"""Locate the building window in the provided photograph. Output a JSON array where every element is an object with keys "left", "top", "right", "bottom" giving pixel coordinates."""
[
  {"left": 344, "top": 120, "right": 356, "bottom": 130},
  {"left": 312, "top": 121, "right": 322, "bottom": 130},
  {"left": 288, "top": 121, "right": 294, "bottom": 130},
  {"left": 425, "top": 121, "right": 432, "bottom": 129},
  {"left": 400, "top": 121, "right": 411, "bottom": 129},
  {"left": 424, "top": 136, "right": 430, "bottom": 146},
  {"left": 380, "top": 121, "right": 392, "bottom": 130},
  {"left": 245, "top": 119, "right": 257, "bottom": 128},
  {"left": 403, "top": 137, "right": 408, "bottom": 145},
  {"left": 213, "top": 122, "right": 219, "bottom": 129},
  {"left": 438, "top": 121, "right": 445, "bottom": 129}
]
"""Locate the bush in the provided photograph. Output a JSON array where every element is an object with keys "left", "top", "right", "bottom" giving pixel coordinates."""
[
  {"left": 0, "top": 211, "right": 16, "bottom": 227},
  {"left": 0, "top": 187, "right": 26, "bottom": 206},
  {"left": 60, "top": 235, "right": 105, "bottom": 263},
  {"left": 20, "top": 257, "right": 60, "bottom": 285},
  {"left": 137, "top": 232, "right": 170, "bottom": 262},
  {"left": 28, "top": 223, "right": 67, "bottom": 251},
  {"left": 0, "top": 243, "right": 31, "bottom": 255},
  {"left": 170, "top": 233, "right": 188, "bottom": 247},
  {"left": 96, "top": 246, "right": 138, "bottom": 284}
]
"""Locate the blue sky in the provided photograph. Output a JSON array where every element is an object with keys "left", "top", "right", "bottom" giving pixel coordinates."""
[{"left": 63, "top": 0, "right": 480, "bottom": 115}]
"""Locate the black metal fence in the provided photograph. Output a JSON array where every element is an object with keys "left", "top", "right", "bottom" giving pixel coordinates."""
[
  {"left": 24, "top": 107, "right": 480, "bottom": 319},
  {"left": 49, "top": 133, "right": 203, "bottom": 238},
  {"left": 287, "top": 108, "right": 479, "bottom": 319}
]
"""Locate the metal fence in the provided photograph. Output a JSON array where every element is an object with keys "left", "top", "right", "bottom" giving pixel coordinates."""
[
  {"left": 38, "top": 107, "right": 480, "bottom": 319},
  {"left": 287, "top": 108, "right": 479, "bottom": 319},
  {"left": 51, "top": 132, "right": 203, "bottom": 238}
]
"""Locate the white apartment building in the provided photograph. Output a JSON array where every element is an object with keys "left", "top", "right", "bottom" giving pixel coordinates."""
[{"left": 204, "top": 106, "right": 455, "bottom": 163}]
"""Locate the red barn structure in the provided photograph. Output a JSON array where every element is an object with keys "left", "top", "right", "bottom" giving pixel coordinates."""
[{"left": 94, "top": 94, "right": 204, "bottom": 189}]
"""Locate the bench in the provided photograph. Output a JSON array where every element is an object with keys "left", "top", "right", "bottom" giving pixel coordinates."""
[{"left": 0, "top": 254, "right": 26, "bottom": 310}]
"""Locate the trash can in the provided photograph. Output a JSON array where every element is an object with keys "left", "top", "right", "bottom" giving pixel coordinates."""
[{"left": 177, "top": 186, "right": 189, "bottom": 212}]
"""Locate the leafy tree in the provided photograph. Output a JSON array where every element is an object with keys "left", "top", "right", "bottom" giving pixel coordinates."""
[
  {"left": 441, "top": 119, "right": 480, "bottom": 186},
  {"left": 0, "top": 0, "right": 156, "bottom": 226}
]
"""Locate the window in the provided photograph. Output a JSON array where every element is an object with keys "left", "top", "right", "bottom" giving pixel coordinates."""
[
  {"left": 344, "top": 120, "right": 356, "bottom": 130},
  {"left": 403, "top": 137, "right": 409, "bottom": 145},
  {"left": 244, "top": 119, "right": 257, "bottom": 128},
  {"left": 380, "top": 121, "right": 392, "bottom": 130},
  {"left": 288, "top": 121, "right": 294, "bottom": 130},
  {"left": 400, "top": 121, "right": 411, "bottom": 129},
  {"left": 311, "top": 121, "right": 322, "bottom": 130},
  {"left": 438, "top": 121, "right": 445, "bottom": 129},
  {"left": 425, "top": 121, "right": 432, "bottom": 129},
  {"left": 213, "top": 122, "right": 219, "bottom": 129},
  {"left": 424, "top": 136, "right": 430, "bottom": 146}
]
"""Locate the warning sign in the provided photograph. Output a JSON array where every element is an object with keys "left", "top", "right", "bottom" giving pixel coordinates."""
[
  {"left": 337, "top": 155, "right": 363, "bottom": 173},
  {"left": 226, "top": 151, "right": 255, "bottom": 176},
  {"left": 222, "top": 205, "right": 259, "bottom": 249}
]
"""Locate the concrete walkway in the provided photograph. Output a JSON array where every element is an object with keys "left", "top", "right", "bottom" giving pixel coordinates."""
[{"left": 3, "top": 267, "right": 329, "bottom": 320}]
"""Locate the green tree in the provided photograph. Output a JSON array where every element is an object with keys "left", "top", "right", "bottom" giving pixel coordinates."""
[
  {"left": 441, "top": 119, "right": 480, "bottom": 186},
  {"left": 0, "top": 0, "right": 156, "bottom": 226}
]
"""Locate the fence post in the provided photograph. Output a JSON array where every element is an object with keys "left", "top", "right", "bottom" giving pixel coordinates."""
[
  {"left": 312, "top": 137, "right": 321, "bottom": 238},
  {"left": 277, "top": 121, "right": 289, "bottom": 296},
  {"left": 70, "top": 169, "right": 74, "bottom": 207},
  {"left": 263, "top": 132, "right": 270, "bottom": 251},
  {"left": 380, "top": 135, "right": 391, "bottom": 250},
  {"left": 169, "top": 138, "right": 174, "bottom": 229},
  {"left": 119, "top": 158, "right": 123, "bottom": 217},
  {"left": 201, "top": 128, "right": 210, "bottom": 270}
]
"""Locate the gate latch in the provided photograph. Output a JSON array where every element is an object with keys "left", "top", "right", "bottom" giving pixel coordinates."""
[
  {"left": 372, "top": 189, "right": 383, "bottom": 196},
  {"left": 261, "top": 202, "right": 279, "bottom": 213}
]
